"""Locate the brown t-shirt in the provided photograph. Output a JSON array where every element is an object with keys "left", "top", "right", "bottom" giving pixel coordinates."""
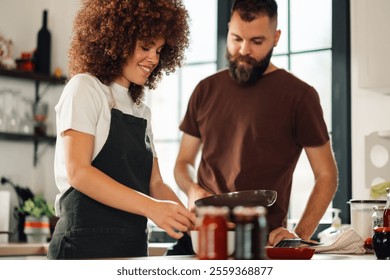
[{"left": 179, "top": 69, "right": 329, "bottom": 231}]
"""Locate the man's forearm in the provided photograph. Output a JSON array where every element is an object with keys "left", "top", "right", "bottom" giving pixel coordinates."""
[
  {"left": 294, "top": 176, "right": 338, "bottom": 240},
  {"left": 174, "top": 160, "right": 198, "bottom": 195}
]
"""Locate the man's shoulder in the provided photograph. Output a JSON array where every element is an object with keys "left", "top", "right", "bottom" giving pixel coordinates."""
[
  {"left": 199, "top": 68, "right": 230, "bottom": 84},
  {"left": 272, "top": 69, "right": 313, "bottom": 89}
]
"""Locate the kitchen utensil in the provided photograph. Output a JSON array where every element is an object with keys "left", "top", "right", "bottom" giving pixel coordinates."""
[
  {"left": 194, "top": 189, "right": 277, "bottom": 209},
  {"left": 274, "top": 238, "right": 302, "bottom": 248},
  {"left": 275, "top": 238, "right": 322, "bottom": 248}
]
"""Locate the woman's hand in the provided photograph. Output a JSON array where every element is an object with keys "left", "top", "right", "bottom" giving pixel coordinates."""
[{"left": 147, "top": 200, "right": 196, "bottom": 239}]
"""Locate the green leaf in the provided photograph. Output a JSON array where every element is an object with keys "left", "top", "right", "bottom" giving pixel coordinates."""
[{"left": 17, "top": 195, "right": 55, "bottom": 218}]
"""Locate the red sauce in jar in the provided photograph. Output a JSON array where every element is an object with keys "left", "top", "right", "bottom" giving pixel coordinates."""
[
  {"left": 384, "top": 188, "right": 390, "bottom": 227},
  {"left": 197, "top": 206, "right": 228, "bottom": 260},
  {"left": 384, "top": 208, "right": 390, "bottom": 227}
]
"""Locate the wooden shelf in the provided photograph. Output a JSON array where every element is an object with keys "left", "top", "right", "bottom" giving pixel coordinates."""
[
  {"left": 0, "top": 68, "right": 66, "bottom": 84},
  {"left": 0, "top": 132, "right": 55, "bottom": 143},
  {"left": 0, "top": 132, "right": 56, "bottom": 166}
]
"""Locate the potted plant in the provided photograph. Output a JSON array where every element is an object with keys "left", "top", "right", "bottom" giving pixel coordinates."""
[{"left": 18, "top": 195, "right": 55, "bottom": 243}]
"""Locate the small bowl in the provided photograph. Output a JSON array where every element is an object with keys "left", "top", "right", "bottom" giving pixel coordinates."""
[
  {"left": 190, "top": 230, "right": 235, "bottom": 256},
  {"left": 372, "top": 227, "right": 390, "bottom": 260}
]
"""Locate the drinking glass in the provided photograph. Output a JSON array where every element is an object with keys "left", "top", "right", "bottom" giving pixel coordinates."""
[{"left": 33, "top": 101, "right": 48, "bottom": 123}]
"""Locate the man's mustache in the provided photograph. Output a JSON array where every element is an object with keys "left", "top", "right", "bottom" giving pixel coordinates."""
[{"left": 233, "top": 55, "right": 257, "bottom": 65}]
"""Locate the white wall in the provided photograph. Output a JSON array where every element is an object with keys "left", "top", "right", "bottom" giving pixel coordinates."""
[
  {"left": 350, "top": 0, "right": 390, "bottom": 200},
  {"left": 0, "top": 0, "right": 79, "bottom": 206}
]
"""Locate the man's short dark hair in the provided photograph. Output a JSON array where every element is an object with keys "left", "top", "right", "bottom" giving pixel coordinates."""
[{"left": 231, "top": 0, "right": 278, "bottom": 21}]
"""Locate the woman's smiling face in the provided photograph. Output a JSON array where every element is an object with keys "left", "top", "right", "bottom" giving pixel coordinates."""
[{"left": 115, "top": 37, "right": 165, "bottom": 88}]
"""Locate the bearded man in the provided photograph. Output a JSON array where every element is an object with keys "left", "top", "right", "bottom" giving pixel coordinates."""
[{"left": 171, "top": 0, "right": 338, "bottom": 253}]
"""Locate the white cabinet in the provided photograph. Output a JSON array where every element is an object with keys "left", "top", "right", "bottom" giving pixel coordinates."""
[{"left": 354, "top": 0, "right": 390, "bottom": 94}]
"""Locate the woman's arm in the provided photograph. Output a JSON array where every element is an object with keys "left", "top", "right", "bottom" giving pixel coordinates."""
[
  {"left": 150, "top": 158, "right": 184, "bottom": 206},
  {"left": 63, "top": 129, "right": 195, "bottom": 238}
]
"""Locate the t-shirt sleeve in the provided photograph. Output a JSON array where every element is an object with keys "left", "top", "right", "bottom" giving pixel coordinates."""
[
  {"left": 295, "top": 86, "right": 330, "bottom": 147},
  {"left": 179, "top": 83, "right": 201, "bottom": 138},
  {"left": 55, "top": 75, "right": 102, "bottom": 137}
]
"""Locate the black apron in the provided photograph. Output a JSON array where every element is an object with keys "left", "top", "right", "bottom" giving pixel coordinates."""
[{"left": 48, "top": 108, "right": 153, "bottom": 259}]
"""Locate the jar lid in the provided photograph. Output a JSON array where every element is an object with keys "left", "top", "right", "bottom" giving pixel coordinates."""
[
  {"left": 196, "top": 206, "right": 229, "bottom": 216},
  {"left": 374, "top": 227, "right": 390, "bottom": 232},
  {"left": 232, "top": 206, "right": 267, "bottom": 216}
]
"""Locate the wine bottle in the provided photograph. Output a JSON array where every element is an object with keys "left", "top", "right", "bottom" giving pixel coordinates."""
[{"left": 35, "top": 10, "right": 51, "bottom": 75}]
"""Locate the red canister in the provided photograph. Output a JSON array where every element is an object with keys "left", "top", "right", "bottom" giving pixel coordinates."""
[{"left": 197, "top": 206, "right": 229, "bottom": 260}]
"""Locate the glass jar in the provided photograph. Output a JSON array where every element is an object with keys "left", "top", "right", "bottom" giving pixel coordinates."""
[
  {"left": 197, "top": 206, "right": 229, "bottom": 260},
  {"left": 233, "top": 206, "right": 268, "bottom": 260},
  {"left": 372, "top": 227, "right": 390, "bottom": 260},
  {"left": 372, "top": 205, "right": 385, "bottom": 230}
]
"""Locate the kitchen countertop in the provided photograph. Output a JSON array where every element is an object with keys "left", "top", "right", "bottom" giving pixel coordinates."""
[
  {"left": 124, "top": 253, "right": 377, "bottom": 260},
  {"left": 0, "top": 242, "right": 378, "bottom": 260},
  {"left": 0, "top": 242, "right": 49, "bottom": 257},
  {"left": 0, "top": 242, "right": 173, "bottom": 258}
]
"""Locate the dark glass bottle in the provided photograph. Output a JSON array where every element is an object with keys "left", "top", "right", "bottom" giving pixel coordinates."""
[{"left": 35, "top": 10, "right": 51, "bottom": 74}]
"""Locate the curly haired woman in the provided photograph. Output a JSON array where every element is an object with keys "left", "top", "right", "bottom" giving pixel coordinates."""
[{"left": 48, "top": 0, "right": 195, "bottom": 259}]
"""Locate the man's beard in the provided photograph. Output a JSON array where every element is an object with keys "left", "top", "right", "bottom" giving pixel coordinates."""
[{"left": 227, "top": 47, "right": 274, "bottom": 85}]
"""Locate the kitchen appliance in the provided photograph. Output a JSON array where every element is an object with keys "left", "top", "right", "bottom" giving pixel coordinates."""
[
  {"left": 348, "top": 199, "right": 386, "bottom": 240},
  {"left": 194, "top": 189, "right": 277, "bottom": 209},
  {"left": 1, "top": 177, "right": 34, "bottom": 242},
  {"left": 0, "top": 190, "right": 10, "bottom": 243}
]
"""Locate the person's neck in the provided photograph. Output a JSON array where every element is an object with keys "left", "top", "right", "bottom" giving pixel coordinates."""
[
  {"left": 113, "top": 74, "right": 131, "bottom": 88},
  {"left": 263, "top": 63, "right": 279, "bottom": 75}
]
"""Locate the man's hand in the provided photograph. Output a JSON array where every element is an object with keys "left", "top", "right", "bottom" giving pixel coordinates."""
[
  {"left": 268, "top": 227, "right": 298, "bottom": 246},
  {"left": 187, "top": 184, "right": 213, "bottom": 213}
]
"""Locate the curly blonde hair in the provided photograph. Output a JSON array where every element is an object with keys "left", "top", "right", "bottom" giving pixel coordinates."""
[{"left": 68, "top": 0, "right": 190, "bottom": 104}]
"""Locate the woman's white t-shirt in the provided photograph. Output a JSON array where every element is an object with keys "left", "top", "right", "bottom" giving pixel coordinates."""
[{"left": 54, "top": 73, "right": 157, "bottom": 214}]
